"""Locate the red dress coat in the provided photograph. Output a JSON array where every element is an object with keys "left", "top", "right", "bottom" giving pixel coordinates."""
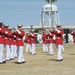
[
  {"left": 54, "top": 29, "right": 64, "bottom": 45},
  {"left": 15, "top": 29, "right": 25, "bottom": 46},
  {"left": 25, "top": 34, "right": 31, "bottom": 44},
  {"left": 9, "top": 31, "right": 15, "bottom": 45},
  {"left": 42, "top": 33, "right": 48, "bottom": 44},
  {"left": 4, "top": 29, "right": 10, "bottom": 45},
  {"left": 12, "top": 32, "right": 17, "bottom": 45},
  {"left": 71, "top": 32, "right": 75, "bottom": 43},
  {"left": 48, "top": 32, "right": 54, "bottom": 44},
  {"left": 30, "top": 33, "right": 36, "bottom": 44},
  {"left": 0, "top": 27, "right": 5, "bottom": 44}
]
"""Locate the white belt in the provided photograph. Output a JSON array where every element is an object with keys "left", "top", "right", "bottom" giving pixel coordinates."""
[
  {"left": 5, "top": 37, "right": 8, "bottom": 39},
  {"left": 17, "top": 38, "right": 23, "bottom": 40},
  {"left": 56, "top": 37, "right": 61, "bottom": 39}
]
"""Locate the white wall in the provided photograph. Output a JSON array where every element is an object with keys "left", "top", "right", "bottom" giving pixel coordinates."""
[{"left": 63, "top": 34, "right": 73, "bottom": 43}]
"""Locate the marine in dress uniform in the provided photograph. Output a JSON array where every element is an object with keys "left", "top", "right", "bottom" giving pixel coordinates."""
[
  {"left": 12, "top": 30, "right": 18, "bottom": 58},
  {"left": 9, "top": 28, "right": 15, "bottom": 60},
  {"left": 25, "top": 33, "right": 32, "bottom": 53},
  {"left": 4, "top": 24, "right": 11, "bottom": 61},
  {"left": 54, "top": 25, "right": 64, "bottom": 61},
  {"left": 30, "top": 29, "right": 36, "bottom": 55},
  {"left": 48, "top": 29, "right": 54, "bottom": 55},
  {"left": 71, "top": 31, "right": 75, "bottom": 44},
  {"left": 0, "top": 22, "right": 6, "bottom": 64},
  {"left": 15, "top": 24, "right": 25, "bottom": 64},
  {"left": 42, "top": 31, "right": 48, "bottom": 53}
]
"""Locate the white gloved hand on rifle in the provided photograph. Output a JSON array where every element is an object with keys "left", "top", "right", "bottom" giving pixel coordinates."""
[
  {"left": 5, "top": 31, "right": 8, "bottom": 34},
  {"left": 30, "top": 33, "right": 34, "bottom": 36},
  {"left": 16, "top": 29, "right": 21, "bottom": 34},
  {"left": 49, "top": 32, "right": 52, "bottom": 35},
  {"left": 55, "top": 29, "right": 60, "bottom": 33}
]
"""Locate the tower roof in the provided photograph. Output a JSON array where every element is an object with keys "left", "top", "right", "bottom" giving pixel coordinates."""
[{"left": 42, "top": 4, "right": 58, "bottom": 12}]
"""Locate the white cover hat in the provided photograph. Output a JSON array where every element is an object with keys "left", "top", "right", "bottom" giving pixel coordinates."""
[
  {"left": 4, "top": 24, "right": 9, "bottom": 27},
  {"left": 57, "top": 24, "right": 61, "bottom": 27},
  {"left": 9, "top": 27, "right": 12, "bottom": 29},
  {"left": 17, "top": 24, "right": 22, "bottom": 27}
]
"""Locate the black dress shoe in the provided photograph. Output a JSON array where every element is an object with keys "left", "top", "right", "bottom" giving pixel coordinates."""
[
  {"left": 56, "top": 59, "right": 63, "bottom": 61},
  {"left": 32, "top": 53, "right": 36, "bottom": 55},
  {"left": 34, "top": 53, "right": 36, "bottom": 55},
  {"left": 3, "top": 61, "right": 6, "bottom": 63},
  {"left": 61, "top": 59, "right": 63, "bottom": 61},
  {"left": 10, "top": 58, "right": 14, "bottom": 60},
  {"left": 17, "top": 62, "right": 22, "bottom": 64},
  {"left": 15, "top": 62, "right": 22, "bottom": 64},
  {"left": 22, "top": 61, "right": 25, "bottom": 63}
]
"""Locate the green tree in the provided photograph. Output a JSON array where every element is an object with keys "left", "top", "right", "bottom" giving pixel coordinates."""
[{"left": 45, "top": 0, "right": 57, "bottom": 4}]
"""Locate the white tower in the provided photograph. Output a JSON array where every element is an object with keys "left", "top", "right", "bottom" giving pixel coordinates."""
[{"left": 41, "top": 4, "right": 60, "bottom": 28}]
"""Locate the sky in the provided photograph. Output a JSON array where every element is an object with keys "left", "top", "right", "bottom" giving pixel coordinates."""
[{"left": 0, "top": 0, "right": 75, "bottom": 27}]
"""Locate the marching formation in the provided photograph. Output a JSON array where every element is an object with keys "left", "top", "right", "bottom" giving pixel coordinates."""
[
  {"left": 38, "top": 25, "right": 64, "bottom": 61},
  {"left": 0, "top": 21, "right": 25, "bottom": 64},
  {"left": 0, "top": 21, "right": 75, "bottom": 64}
]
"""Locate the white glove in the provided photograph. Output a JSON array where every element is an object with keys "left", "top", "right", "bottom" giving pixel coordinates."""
[
  {"left": 17, "top": 29, "right": 21, "bottom": 34},
  {"left": 5, "top": 31, "right": 8, "bottom": 34},
  {"left": 53, "top": 35, "right": 56, "bottom": 40},
  {"left": 23, "top": 36, "right": 25, "bottom": 41},
  {"left": 49, "top": 32, "right": 52, "bottom": 35},
  {"left": 14, "top": 35, "right": 16, "bottom": 38},
  {"left": 55, "top": 29, "right": 60, "bottom": 33},
  {"left": 31, "top": 33, "right": 34, "bottom": 36}
]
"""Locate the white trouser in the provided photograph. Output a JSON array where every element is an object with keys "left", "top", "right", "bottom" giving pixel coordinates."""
[
  {"left": 14, "top": 45, "right": 18, "bottom": 57},
  {"left": 61, "top": 45, "right": 65, "bottom": 53},
  {"left": 6, "top": 45, "right": 11, "bottom": 60},
  {"left": 31, "top": 43, "right": 36, "bottom": 55},
  {"left": 43, "top": 44, "right": 48, "bottom": 52},
  {"left": 49, "top": 44, "right": 54, "bottom": 55},
  {"left": 57, "top": 45, "right": 63, "bottom": 60},
  {"left": 3, "top": 53, "right": 6, "bottom": 62},
  {"left": 0, "top": 44, "right": 4, "bottom": 62},
  {"left": 26, "top": 44, "right": 32, "bottom": 52},
  {"left": 10, "top": 45, "right": 15, "bottom": 59},
  {"left": 17, "top": 46, "right": 19, "bottom": 56},
  {"left": 18, "top": 46, "right": 25, "bottom": 62}
]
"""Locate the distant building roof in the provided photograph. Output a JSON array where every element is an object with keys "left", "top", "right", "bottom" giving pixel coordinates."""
[{"left": 22, "top": 25, "right": 75, "bottom": 29}]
